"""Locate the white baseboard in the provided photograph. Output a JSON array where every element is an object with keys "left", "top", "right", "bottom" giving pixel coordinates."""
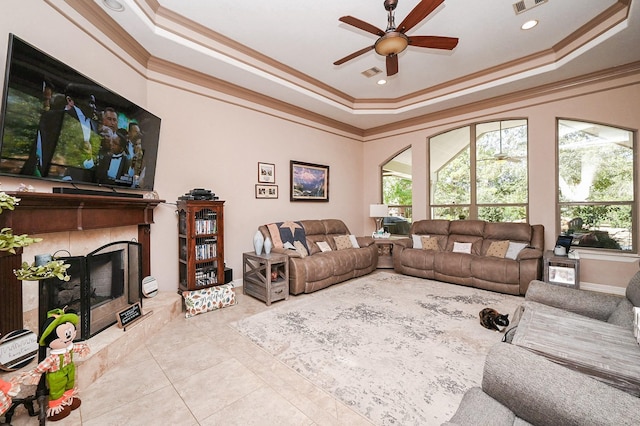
[{"left": 578, "top": 281, "right": 627, "bottom": 296}]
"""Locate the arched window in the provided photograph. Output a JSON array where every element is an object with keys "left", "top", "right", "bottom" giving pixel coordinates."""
[
  {"left": 429, "top": 120, "right": 528, "bottom": 222},
  {"left": 381, "top": 147, "right": 412, "bottom": 235},
  {"left": 557, "top": 119, "right": 635, "bottom": 252}
]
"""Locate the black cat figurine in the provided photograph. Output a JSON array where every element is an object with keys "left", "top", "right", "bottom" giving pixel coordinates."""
[{"left": 479, "top": 308, "right": 509, "bottom": 332}]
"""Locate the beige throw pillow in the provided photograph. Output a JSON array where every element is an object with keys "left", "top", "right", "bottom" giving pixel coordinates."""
[
  {"left": 421, "top": 236, "right": 439, "bottom": 251},
  {"left": 294, "top": 240, "right": 308, "bottom": 258},
  {"left": 452, "top": 242, "right": 472, "bottom": 254},
  {"left": 333, "top": 235, "right": 353, "bottom": 250},
  {"left": 487, "top": 240, "right": 510, "bottom": 258},
  {"left": 316, "top": 241, "right": 332, "bottom": 252}
]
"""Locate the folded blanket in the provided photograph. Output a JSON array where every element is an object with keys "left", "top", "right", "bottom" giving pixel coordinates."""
[{"left": 267, "top": 221, "right": 309, "bottom": 253}]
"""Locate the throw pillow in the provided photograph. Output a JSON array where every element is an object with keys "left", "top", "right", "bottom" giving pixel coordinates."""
[
  {"left": 182, "top": 283, "right": 237, "bottom": 318},
  {"left": 452, "top": 241, "right": 472, "bottom": 254},
  {"left": 421, "top": 236, "right": 439, "bottom": 251},
  {"left": 412, "top": 234, "right": 425, "bottom": 249},
  {"left": 316, "top": 241, "right": 332, "bottom": 252},
  {"left": 487, "top": 240, "right": 510, "bottom": 258},
  {"left": 334, "top": 235, "right": 353, "bottom": 250},
  {"left": 293, "top": 240, "right": 308, "bottom": 258},
  {"left": 505, "top": 242, "right": 528, "bottom": 260},
  {"left": 349, "top": 234, "right": 360, "bottom": 249}
]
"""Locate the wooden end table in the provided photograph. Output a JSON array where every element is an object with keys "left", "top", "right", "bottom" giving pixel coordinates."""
[
  {"left": 373, "top": 238, "right": 397, "bottom": 269},
  {"left": 242, "top": 252, "right": 289, "bottom": 305}
]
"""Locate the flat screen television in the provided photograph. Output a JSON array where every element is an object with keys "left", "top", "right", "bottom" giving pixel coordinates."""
[{"left": 0, "top": 34, "right": 161, "bottom": 192}]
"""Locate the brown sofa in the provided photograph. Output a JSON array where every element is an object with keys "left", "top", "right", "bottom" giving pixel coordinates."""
[
  {"left": 258, "top": 219, "right": 378, "bottom": 295},
  {"left": 393, "top": 219, "right": 544, "bottom": 295}
]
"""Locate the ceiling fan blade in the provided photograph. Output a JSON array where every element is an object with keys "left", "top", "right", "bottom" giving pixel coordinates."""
[
  {"left": 333, "top": 45, "right": 375, "bottom": 66},
  {"left": 398, "top": 0, "right": 444, "bottom": 33},
  {"left": 386, "top": 54, "right": 399, "bottom": 76},
  {"left": 409, "top": 35, "right": 459, "bottom": 50},
  {"left": 339, "top": 16, "right": 385, "bottom": 37}
]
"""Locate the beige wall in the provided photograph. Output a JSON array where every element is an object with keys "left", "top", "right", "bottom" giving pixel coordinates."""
[{"left": 2, "top": 0, "right": 639, "bottom": 295}]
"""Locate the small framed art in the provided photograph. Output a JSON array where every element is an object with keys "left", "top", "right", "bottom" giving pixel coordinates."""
[
  {"left": 255, "top": 184, "right": 278, "bottom": 199},
  {"left": 258, "top": 162, "right": 275, "bottom": 183},
  {"left": 290, "top": 160, "right": 329, "bottom": 202}
]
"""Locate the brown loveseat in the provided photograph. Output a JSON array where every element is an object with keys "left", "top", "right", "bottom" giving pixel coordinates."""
[
  {"left": 393, "top": 219, "right": 544, "bottom": 295},
  {"left": 258, "top": 219, "right": 378, "bottom": 295}
]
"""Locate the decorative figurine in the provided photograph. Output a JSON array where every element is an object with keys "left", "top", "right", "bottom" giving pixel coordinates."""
[
  {"left": 0, "top": 378, "right": 18, "bottom": 416},
  {"left": 17, "top": 308, "right": 90, "bottom": 421}
]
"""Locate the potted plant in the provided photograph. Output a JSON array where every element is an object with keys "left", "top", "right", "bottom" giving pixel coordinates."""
[{"left": 0, "top": 191, "right": 70, "bottom": 281}]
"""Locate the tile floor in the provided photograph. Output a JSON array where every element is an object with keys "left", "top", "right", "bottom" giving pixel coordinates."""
[{"left": 6, "top": 291, "right": 373, "bottom": 426}]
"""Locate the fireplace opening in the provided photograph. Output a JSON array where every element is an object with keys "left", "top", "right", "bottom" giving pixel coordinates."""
[{"left": 39, "top": 241, "right": 142, "bottom": 340}]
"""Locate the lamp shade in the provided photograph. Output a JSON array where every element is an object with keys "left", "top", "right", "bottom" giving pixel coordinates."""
[{"left": 369, "top": 204, "right": 388, "bottom": 218}]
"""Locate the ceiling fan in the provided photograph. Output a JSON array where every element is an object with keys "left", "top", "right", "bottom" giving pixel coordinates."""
[
  {"left": 333, "top": 0, "right": 459, "bottom": 76},
  {"left": 486, "top": 122, "right": 523, "bottom": 163}
]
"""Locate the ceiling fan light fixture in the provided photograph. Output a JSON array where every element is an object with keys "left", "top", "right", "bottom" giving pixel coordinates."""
[{"left": 374, "top": 32, "right": 409, "bottom": 56}]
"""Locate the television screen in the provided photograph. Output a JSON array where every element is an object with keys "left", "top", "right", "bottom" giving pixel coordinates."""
[{"left": 0, "top": 34, "right": 161, "bottom": 191}]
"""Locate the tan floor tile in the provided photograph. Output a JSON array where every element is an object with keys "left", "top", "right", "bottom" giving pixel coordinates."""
[
  {"left": 77, "top": 347, "right": 171, "bottom": 422},
  {"left": 151, "top": 337, "right": 234, "bottom": 383},
  {"left": 82, "top": 385, "right": 197, "bottom": 426},
  {"left": 199, "top": 385, "right": 313, "bottom": 426},
  {"left": 172, "top": 357, "right": 265, "bottom": 422}
]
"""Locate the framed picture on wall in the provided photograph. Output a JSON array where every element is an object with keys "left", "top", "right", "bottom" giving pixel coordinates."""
[
  {"left": 255, "top": 184, "right": 278, "bottom": 199},
  {"left": 290, "top": 160, "right": 329, "bottom": 202},
  {"left": 258, "top": 162, "right": 275, "bottom": 183}
]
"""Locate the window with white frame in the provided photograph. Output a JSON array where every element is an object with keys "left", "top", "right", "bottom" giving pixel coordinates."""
[
  {"left": 381, "top": 147, "right": 412, "bottom": 235},
  {"left": 557, "top": 119, "right": 635, "bottom": 252},
  {"left": 430, "top": 120, "right": 528, "bottom": 222}
]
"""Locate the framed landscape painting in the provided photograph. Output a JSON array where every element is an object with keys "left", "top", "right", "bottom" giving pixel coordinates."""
[{"left": 290, "top": 160, "right": 329, "bottom": 202}]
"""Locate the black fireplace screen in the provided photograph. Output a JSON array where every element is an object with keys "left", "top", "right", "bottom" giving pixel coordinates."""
[{"left": 39, "top": 241, "right": 142, "bottom": 340}]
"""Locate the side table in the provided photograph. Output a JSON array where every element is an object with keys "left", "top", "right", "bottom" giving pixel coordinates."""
[
  {"left": 242, "top": 252, "right": 289, "bottom": 305},
  {"left": 373, "top": 238, "right": 395, "bottom": 269},
  {"left": 543, "top": 250, "right": 580, "bottom": 288}
]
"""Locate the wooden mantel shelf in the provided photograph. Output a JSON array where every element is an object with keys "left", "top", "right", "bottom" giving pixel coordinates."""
[{"left": 0, "top": 191, "right": 164, "bottom": 235}]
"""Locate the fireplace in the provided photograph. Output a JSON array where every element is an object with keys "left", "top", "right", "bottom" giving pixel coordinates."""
[{"left": 39, "top": 241, "right": 142, "bottom": 340}]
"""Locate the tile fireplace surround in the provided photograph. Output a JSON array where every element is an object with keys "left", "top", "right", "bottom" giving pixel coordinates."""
[{"left": 0, "top": 191, "right": 163, "bottom": 336}]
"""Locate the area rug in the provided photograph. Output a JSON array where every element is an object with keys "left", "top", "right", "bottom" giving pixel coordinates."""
[{"left": 231, "top": 272, "right": 523, "bottom": 425}]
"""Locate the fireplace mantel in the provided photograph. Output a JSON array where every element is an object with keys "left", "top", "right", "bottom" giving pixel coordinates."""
[
  {"left": 0, "top": 191, "right": 164, "bottom": 336},
  {"left": 0, "top": 191, "right": 163, "bottom": 235}
]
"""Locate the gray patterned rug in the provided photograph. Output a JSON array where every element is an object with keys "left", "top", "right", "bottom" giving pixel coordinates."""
[{"left": 231, "top": 272, "right": 523, "bottom": 425}]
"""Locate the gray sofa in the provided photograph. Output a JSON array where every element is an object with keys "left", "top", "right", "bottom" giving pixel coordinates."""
[
  {"left": 393, "top": 219, "right": 544, "bottom": 295},
  {"left": 523, "top": 275, "right": 639, "bottom": 328},
  {"left": 445, "top": 343, "right": 640, "bottom": 426},
  {"left": 448, "top": 272, "right": 640, "bottom": 425},
  {"left": 258, "top": 219, "right": 378, "bottom": 295}
]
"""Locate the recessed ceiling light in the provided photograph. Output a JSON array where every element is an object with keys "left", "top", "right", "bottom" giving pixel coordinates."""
[
  {"left": 521, "top": 20, "right": 538, "bottom": 30},
  {"left": 103, "top": 0, "right": 125, "bottom": 12},
  {"left": 377, "top": 79, "right": 387, "bottom": 85}
]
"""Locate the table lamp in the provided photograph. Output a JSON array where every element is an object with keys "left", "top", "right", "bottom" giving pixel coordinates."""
[{"left": 369, "top": 204, "right": 388, "bottom": 233}]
